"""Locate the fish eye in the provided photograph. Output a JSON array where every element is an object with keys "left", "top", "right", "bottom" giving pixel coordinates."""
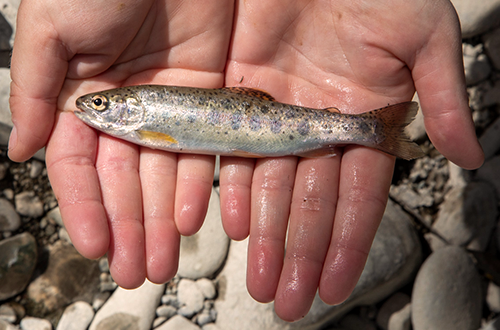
[{"left": 91, "top": 95, "right": 108, "bottom": 111}]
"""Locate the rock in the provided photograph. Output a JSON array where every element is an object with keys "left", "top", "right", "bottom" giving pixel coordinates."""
[
  {"left": 202, "top": 324, "right": 221, "bottom": 330},
  {"left": 196, "top": 279, "right": 216, "bottom": 300},
  {"left": 476, "top": 156, "right": 500, "bottom": 199},
  {"left": 463, "top": 44, "right": 491, "bottom": 85},
  {"left": 0, "top": 319, "right": 18, "bottom": 330},
  {"left": 479, "top": 116, "right": 500, "bottom": 160},
  {"left": 89, "top": 280, "right": 164, "bottom": 330},
  {"left": 215, "top": 200, "right": 421, "bottom": 330},
  {"left": 178, "top": 187, "right": 229, "bottom": 279},
  {"left": 427, "top": 181, "right": 498, "bottom": 251},
  {"left": 27, "top": 241, "right": 100, "bottom": 316},
  {"left": 29, "top": 161, "right": 44, "bottom": 179},
  {"left": 0, "top": 0, "right": 19, "bottom": 47},
  {"left": 0, "top": 198, "right": 21, "bottom": 232},
  {"left": 484, "top": 26, "right": 500, "bottom": 70},
  {"left": 487, "top": 281, "right": 500, "bottom": 313},
  {"left": 481, "top": 317, "right": 500, "bottom": 330},
  {"left": 411, "top": 246, "right": 482, "bottom": 330},
  {"left": 177, "top": 279, "right": 205, "bottom": 318},
  {"left": 19, "top": 316, "right": 51, "bottom": 330},
  {"left": 451, "top": 0, "right": 500, "bottom": 38},
  {"left": 0, "top": 68, "right": 10, "bottom": 131},
  {"left": 56, "top": 301, "right": 94, "bottom": 330},
  {"left": 15, "top": 191, "right": 44, "bottom": 218},
  {"left": 0, "top": 305, "right": 16, "bottom": 323},
  {"left": 468, "top": 80, "right": 500, "bottom": 110},
  {"left": 156, "top": 305, "right": 177, "bottom": 319},
  {"left": 389, "top": 184, "right": 433, "bottom": 209},
  {"left": 46, "top": 207, "right": 63, "bottom": 227},
  {"left": 0, "top": 232, "right": 37, "bottom": 301},
  {"left": 376, "top": 292, "right": 411, "bottom": 330},
  {"left": 156, "top": 315, "right": 200, "bottom": 330},
  {"left": 338, "top": 314, "right": 376, "bottom": 330}
]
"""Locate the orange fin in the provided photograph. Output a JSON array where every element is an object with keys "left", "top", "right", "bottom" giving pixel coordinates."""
[
  {"left": 367, "top": 101, "right": 424, "bottom": 160},
  {"left": 296, "top": 146, "right": 339, "bottom": 158},
  {"left": 223, "top": 87, "right": 276, "bottom": 101},
  {"left": 323, "top": 106, "right": 341, "bottom": 113},
  {"left": 231, "top": 149, "right": 266, "bottom": 158},
  {"left": 137, "top": 130, "right": 178, "bottom": 144}
]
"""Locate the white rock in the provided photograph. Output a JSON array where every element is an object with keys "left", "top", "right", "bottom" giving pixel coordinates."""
[
  {"left": 202, "top": 324, "right": 221, "bottom": 330},
  {"left": 177, "top": 279, "right": 205, "bottom": 317},
  {"left": 411, "top": 246, "right": 482, "bottom": 330},
  {"left": 484, "top": 26, "right": 500, "bottom": 70},
  {"left": 178, "top": 187, "right": 229, "bottom": 279},
  {"left": 0, "top": 68, "right": 10, "bottom": 130},
  {"left": 428, "top": 181, "right": 498, "bottom": 251},
  {"left": 487, "top": 281, "right": 500, "bottom": 313},
  {"left": 451, "top": 0, "right": 500, "bottom": 37},
  {"left": 88, "top": 280, "right": 164, "bottom": 330},
  {"left": 20, "top": 316, "right": 52, "bottom": 330},
  {"left": 463, "top": 47, "right": 491, "bottom": 86},
  {"left": 481, "top": 317, "right": 500, "bottom": 330},
  {"left": 0, "top": 304, "right": 16, "bottom": 323},
  {"left": 56, "top": 301, "right": 94, "bottom": 330},
  {"left": 376, "top": 292, "right": 411, "bottom": 330},
  {"left": 155, "top": 315, "right": 200, "bottom": 330},
  {"left": 156, "top": 305, "right": 176, "bottom": 319},
  {"left": 46, "top": 207, "right": 63, "bottom": 228},
  {"left": 196, "top": 279, "right": 216, "bottom": 300},
  {"left": 215, "top": 200, "right": 422, "bottom": 330},
  {"left": 15, "top": 191, "right": 44, "bottom": 218},
  {"left": 0, "top": 319, "right": 18, "bottom": 330},
  {"left": 0, "top": 198, "right": 21, "bottom": 232}
]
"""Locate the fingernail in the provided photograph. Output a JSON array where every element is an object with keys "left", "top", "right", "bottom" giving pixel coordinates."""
[{"left": 8, "top": 125, "right": 17, "bottom": 152}]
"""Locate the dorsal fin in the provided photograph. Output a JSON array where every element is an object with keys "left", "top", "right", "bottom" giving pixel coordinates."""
[
  {"left": 223, "top": 87, "right": 276, "bottom": 101},
  {"left": 323, "top": 106, "right": 341, "bottom": 113}
]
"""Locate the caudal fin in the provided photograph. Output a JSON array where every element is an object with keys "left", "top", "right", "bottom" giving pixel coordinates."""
[{"left": 369, "top": 101, "right": 425, "bottom": 160}]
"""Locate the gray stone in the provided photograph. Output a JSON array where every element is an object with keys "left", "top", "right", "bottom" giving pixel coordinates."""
[
  {"left": 0, "top": 232, "right": 37, "bottom": 300},
  {"left": 56, "top": 301, "right": 94, "bottom": 330},
  {"left": 196, "top": 279, "right": 216, "bottom": 300},
  {"left": 411, "top": 246, "right": 482, "bottom": 330},
  {"left": 339, "top": 314, "right": 376, "bottom": 330},
  {"left": 0, "top": 305, "right": 16, "bottom": 323},
  {"left": 484, "top": 26, "right": 500, "bottom": 70},
  {"left": 477, "top": 156, "right": 500, "bottom": 199},
  {"left": 178, "top": 187, "right": 229, "bottom": 279},
  {"left": 487, "top": 281, "right": 500, "bottom": 313},
  {"left": 215, "top": 200, "right": 422, "bottom": 330},
  {"left": 156, "top": 315, "right": 200, "bottom": 330},
  {"left": 479, "top": 116, "right": 500, "bottom": 160},
  {"left": 468, "top": 80, "right": 500, "bottom": 110},
  {"left": 0, "top": 198, "right": 21, "bottom": 232},
  {"left": 451, "top": 0, "right": 500, "bottom": 38},
  {"left": 376, "top": 292, "right": 411, "bottom": 330},
  {"left": 177, "top": 279, "right": 205, "bottom": 317},
  {"left": 156, "top": 305, "right": 177, "bottom": 319},
  {"left": 428, "top": 181, "right": 498, "bottom": 251},
  {"left": 89, "top": 280, "right": 164, "bottom": 330},
  {"left": 390, "top": 184, "right": 434, "bottom": 209},
  {"left": 15, "top": 191, "right": 44, "bottom": 218},
  {"left": 463, "top": 44, "right": 491, "bottom": 86},
  {"left": 27, "top": 241, "right": 100, "bottom": 315},
  {"left": 388, "top": 304, "right": 411, "bottom": 330},
  {"left": 0, "top": 0, "right": 19, "bottom": 47},
  {"left": 19, "top": 316, "right": 51, "bottom": 330},
  {"left": 0, "top": 319, "right": 18, "bottom": 330},
  {"left": 29, "top": 161, "right": 44, "bottom": 179},
  {"left": 0, "top": 68, "right": 10, "bottom": 131},
  {"left": 46, "top": 207, "right": 63, "bottom": 228}
]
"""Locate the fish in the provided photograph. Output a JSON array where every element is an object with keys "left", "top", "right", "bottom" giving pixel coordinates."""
[{"left": 74, "top": 85, "right": 424, "bottom": 160}]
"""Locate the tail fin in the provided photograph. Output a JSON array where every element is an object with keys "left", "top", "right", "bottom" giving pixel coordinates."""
[{"left": 369, "top": 101, "right": 425, "bottom": 160}]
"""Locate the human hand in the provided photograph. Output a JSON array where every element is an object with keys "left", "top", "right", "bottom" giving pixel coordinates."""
[
  {"left": 219, "top": 0, "right": 483, "bottom": 321},
  {"left": 9, "top": 0, "right": 234, "bottom": 288}
]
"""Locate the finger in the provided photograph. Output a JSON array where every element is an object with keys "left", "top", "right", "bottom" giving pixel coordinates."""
[
  {"left": 246, "top": 157, "right": 297, "bottom": 303},
  {"left": 140, "top": 149, "right": 180, "bottom": 284},
  {"left": 96, "top": 135, "right": 145, "bottom": 289},
  {"left": 274, "top": 156, "right": 340, "bottom": 321},
  {"left": 9, "top": 2, "right": 69, "bottom": 161},
  {"left": 45, "top": 111, "right": 109, "bottom": 259},
  {"left": 174, "top": 154, "right": 215, "bottom": 236},
  {"left": 219, "top": 157, "right": 255, "bottom": 240},
  {"left": 411, "top": 3, "right": 483, "bottom": 170},
  {"left": 319, "top": 147, "right": 394, "bottom": 304}
]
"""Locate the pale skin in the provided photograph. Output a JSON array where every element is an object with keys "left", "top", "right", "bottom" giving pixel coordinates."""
[{"left": 9, "top": 0, "right": 483, "bottom": 322}]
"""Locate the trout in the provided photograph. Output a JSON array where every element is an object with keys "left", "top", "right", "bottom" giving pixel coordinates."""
[{"left": 74, "top": 85, "right": 424, "bottom": 160}]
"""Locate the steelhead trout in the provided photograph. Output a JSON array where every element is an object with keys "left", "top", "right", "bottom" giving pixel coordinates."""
[{"left": 75, "top": 85, "right": 424, "bottom": 160}]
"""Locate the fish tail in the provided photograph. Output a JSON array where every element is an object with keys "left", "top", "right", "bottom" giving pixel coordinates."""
[{"left": 370, "top": 101, "right": 425, "bottom": 160}]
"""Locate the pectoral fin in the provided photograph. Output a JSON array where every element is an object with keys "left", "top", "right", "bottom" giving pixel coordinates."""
[{"left": 136, "top": 130, "right": 178, "bottom": 144}]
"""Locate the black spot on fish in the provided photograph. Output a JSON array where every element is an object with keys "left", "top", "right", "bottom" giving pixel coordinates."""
[
  {"left": 175, "top": 121, "right": 181, "bottom": 126},
  {"left": 260, "top": 105, "right": 269, "bottom": 114},
  {"left": 187, "top": 115, "right": 196, "bottom": 123},
  {"left": 270, "top": 120, "right": 282, "bottom": 134},
  {"left": 231, "top": 113, "right": 242, "bottom": 130},
  {"left": 289, "top": 135, "right": 295, "bottom": 140},
  {"left": 298, "top": 120, "right": 310, "bottom": 136},
  {"left": 286, "top": 106, "right": 296, "bottom": 119},
  {"left": 249, "top": 116, "right": 261, "bottom": 131},
  {"left": 207, "top": 111, "right": 221, "bottom": 125}
]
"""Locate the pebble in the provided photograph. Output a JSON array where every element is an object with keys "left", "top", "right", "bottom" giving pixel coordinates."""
[
  {"left": 0, "top": 304, "right": 17, "bottom": 323},
  {"left": 428, "top": 181, "right": 498, "bottom": 251},
  {"left": 29, "top": 160, "right": 43, "bottom": 179},
  {"left": 451, "top": 0, "right": 500, "bottom": 37},
  {"left": 19, "top": 316, "right": 52, "bottom": 330},
  {"left": 89, "top": 280, "right": 164, "bottom": 330},
  {"left": 0, "top": 232, "right": 37, "bottom": 301},
  {"left": 15, "top": 191, "right": 44, "bottom": 218},
  {"left": 463, "top": 44, "right": 491, "bottom": 86},
  {"left": 196, "top": 279, "right": 216, "bottom": 300},
  {"left": 46, "top": 207, "right": 63, "bottom": 227},
  {"left": 484, "top": 27, "right": 500, "bottom": 70},
  {"left": 411, "top": 246, "right": 482, "bottom": 330},
  {"left": 156, "top": 315, "right": 200, "bottom": 330},
  {"left": 56, "top": 301, "right": 94, "bottom": 330},
  {"left": 156, "top": 305, "right": 177, "bottom": 319},
  {"left": 479, "top": 116, "right": 500, "bottom": 160},
  {"left": 486, "top": 281, "right": 500, "bottom": 313},
  {"left": 0, "top": 319, "right": 18, "bottom": 330},
  {"left": 178, "top": 187, "right": 229, "bottom": 279},
  {"left": 376, "top": 292, "right": 411, "bottom": 330},
  {"left": 0, "top": 198, "right": 21, "bottom": 232},
  {"left": 477, "top": 156, "right": 500, "bottom": 199}
]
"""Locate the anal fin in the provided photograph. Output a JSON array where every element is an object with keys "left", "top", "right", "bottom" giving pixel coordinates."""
[
  {"left": 136, "top": 130, "right": 178, "bottom": 144},
  {"left": 296, "top": 145, "right": 339, "bottom": 158}
]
